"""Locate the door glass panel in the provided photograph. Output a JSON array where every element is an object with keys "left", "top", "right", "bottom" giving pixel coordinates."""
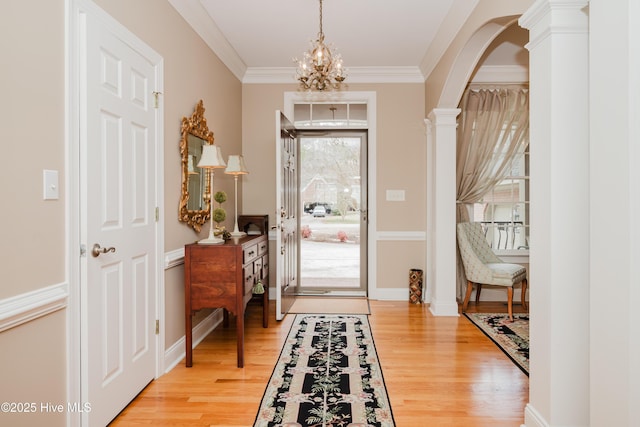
[{"left": 299, "top": 134, "right": 365, "bottom": 293}]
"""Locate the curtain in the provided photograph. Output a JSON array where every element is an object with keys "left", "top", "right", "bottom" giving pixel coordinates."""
[{"left": 455, "top": 87, "right": 529, "bottom": 299}]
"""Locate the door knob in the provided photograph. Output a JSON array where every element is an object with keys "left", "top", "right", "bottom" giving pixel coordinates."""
[{"left": 92, "top": 243, "right": 116, "bottom": 257}]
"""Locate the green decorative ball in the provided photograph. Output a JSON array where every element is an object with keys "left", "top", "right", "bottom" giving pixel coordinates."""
[
  {"left": 214, "top": 191, "right": 227, "bottom": 204},
  {"left": 212, "top": 208, "right": 226, "bottom": 223}
]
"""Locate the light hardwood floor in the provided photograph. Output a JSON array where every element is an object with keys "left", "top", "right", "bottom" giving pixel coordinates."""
[{"left": 110, "top": 300, "right": 528, "bottom": 426}]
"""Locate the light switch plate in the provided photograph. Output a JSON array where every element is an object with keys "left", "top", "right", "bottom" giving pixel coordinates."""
[
  {"left": 43, "top": 170, "right": 59, "bottom": 200},
  {"left": 386, "top": 189, "right": 405, "bottom": 202}
]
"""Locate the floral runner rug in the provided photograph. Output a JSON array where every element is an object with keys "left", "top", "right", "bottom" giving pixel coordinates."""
[
  {"left": 464, "top": 312, "right": 529, "bottom": 376},
  {"left": 254, "top": 314, "right": 395, "bottom": 426}
]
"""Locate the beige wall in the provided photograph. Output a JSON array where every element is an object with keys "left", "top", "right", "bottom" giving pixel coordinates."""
[
  {"left": 0, "top": 0, "right": 241, "bottom": 424},
  {"left": 0, "top": 311, "right": 67, "bottom": 427},
  {"left": 243, "top": 83, "right": 426, "bottom": 293},
  {"left": 0, "top": 2, "right": 67, "bottom": 425},
  {"left": 0, "top": 0, "right": 66, "bottom": 299}
]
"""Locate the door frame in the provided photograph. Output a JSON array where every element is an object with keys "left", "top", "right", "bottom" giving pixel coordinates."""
[
  {"left": 284, "top": 91, "right": 378, "bottom": 298},
  {"left": 66, "top": 1, "right": 165, "bottom": 424}
]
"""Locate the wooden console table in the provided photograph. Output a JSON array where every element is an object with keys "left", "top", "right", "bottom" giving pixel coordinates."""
[{"left": 184, "top": 234, "right": 269, "bottom": 368}]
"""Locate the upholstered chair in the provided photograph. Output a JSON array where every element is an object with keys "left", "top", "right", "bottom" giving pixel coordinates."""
[{"left": 456, "top": 222, "right": 528, "bottom": 321}]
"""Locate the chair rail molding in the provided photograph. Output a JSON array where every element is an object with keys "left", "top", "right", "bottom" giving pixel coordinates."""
[
  {"left": 0, "top": 282, "right": 68, "bottom": 332},
  {"left": 165, "top": 247, "right": 185, "bottom": 269},
  {"left": 377, "top": 231, "right": 426, "bottom": 241}
]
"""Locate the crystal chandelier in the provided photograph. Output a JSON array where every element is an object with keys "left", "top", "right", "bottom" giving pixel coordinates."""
[{"left": 294, "top": 0, "right": 346, "bottom": 91}]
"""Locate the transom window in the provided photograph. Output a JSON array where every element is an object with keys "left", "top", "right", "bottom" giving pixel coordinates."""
[{"left": 293, "top": 103, "right": 367, "bottom": 128}]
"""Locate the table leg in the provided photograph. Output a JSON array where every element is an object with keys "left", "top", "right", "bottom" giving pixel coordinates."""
[
  {"left": 223, "top": 308, "right": 229, "bottom": 328},
  {"left": 262, "top": 291, "right": 268, "bottom": 328},
  {"left": 236, "top": 310, "right": 244, "bottom": 368},
  {"left": 185, "top": 312, "right": 193, "bottom": 367}
]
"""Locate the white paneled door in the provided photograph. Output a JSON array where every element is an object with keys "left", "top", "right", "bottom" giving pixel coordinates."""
[
  {"left": 275, "top": 111, "right": 299, "bottom": 320},
  {"left": 80, "top": 7, "right": 161, "bottom": 426}
]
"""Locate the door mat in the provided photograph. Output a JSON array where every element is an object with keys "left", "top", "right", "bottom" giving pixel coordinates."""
[{"left": 288, "top": 297, "right": 370, "bottom": 314}]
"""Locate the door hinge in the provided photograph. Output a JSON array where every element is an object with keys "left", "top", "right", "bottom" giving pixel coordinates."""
[
  {"left": 155, "top": 320, "right": 160, "bottom": 335},
  {"left": 152, "top": 91, "right": 162, "bottom": 109},
  {"left": 155, "top": 207, "right": 159, "bottom": 222},
  {"left": 80, "top": 244, "right": 86, "bottom": 258}
]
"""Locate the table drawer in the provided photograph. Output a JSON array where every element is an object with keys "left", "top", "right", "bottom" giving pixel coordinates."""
[
  {"left": 254, "top": 258, "right": 263, "bottom": 275},
  {"left": 244, "top": 264, "right": 255, "bottom": 294},
  {"left": 257, "top": 240, "right": 268, "bottom": 256},
  {"left": 243, "top": 244, "right": 258, "bottom": 263},
  {"left": 262, "top": 254, "right": 269, "bottom": 277}
]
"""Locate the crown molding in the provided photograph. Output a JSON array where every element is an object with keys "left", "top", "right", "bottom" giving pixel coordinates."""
[
  {"left": 168, "top": 0, "right": 247, "bottom": 81},
  {"left": 243, "top": 66, "right": 425, "bottom": 85},
  {"left": 169, "top": 0, "right": 525, "bottom": 86}
]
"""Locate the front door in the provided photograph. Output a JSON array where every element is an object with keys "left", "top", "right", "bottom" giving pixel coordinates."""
[
  {"left": 275, "top": 111, "right": 299, "bottom": 320},
  {"left": 80, "top": 7, "right": 161, "bottom": 425},
  {"left": 298, "top": 131, "right": 368, "bottom": 295}
]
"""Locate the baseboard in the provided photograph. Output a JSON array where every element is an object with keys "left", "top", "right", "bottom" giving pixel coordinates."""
[
  {"left": 163, "top": 308, "right": 224, "bottom": 373},
  {"left": 429, "top": 299, "right": 460, "bottom": 317},
  {"left": 522, "top": 403, "right": 549, "bottom": 427}
]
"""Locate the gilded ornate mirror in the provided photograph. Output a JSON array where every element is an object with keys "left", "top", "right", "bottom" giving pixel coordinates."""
[{"left": 179, "top": 100, "right": 214, "bottom": 232}]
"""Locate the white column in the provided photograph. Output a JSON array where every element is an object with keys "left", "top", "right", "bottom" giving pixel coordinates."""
[
  {"left": 426, "top": 108, "right": 460, "bottom": 317},
  {"left": 589, "top": 1, "right": 639, "bottom": 425},
  {"left": 520, "top": 1, "right": 590, "bottom": 426}
]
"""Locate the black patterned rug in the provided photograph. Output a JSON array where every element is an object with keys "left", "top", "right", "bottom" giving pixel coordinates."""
[
  {"left": 464, "top": 312, "right": 529, "bottom": 376},
  {"left": 254, "top": 314, "right": 395, "bottom": 426}
]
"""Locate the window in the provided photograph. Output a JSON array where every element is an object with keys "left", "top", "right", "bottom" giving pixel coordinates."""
[
  {"left": 293, "top": 102, "right": 367, "bottom": 128},
  {"left": 472, "top": 137, "right": 529, "bottom": 252}
]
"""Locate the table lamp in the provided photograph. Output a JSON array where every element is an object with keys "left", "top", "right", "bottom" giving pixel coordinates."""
[
  {"left": 225, "top": 155, "right": 249, "bottom": 237},
  {"left": 197, "top": 144, "right": 226, "bottom": 244}
]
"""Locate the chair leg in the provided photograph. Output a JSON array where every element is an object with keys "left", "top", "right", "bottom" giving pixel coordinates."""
[
  {"left": 507, "top": 287, "right": 514, "bottom": 322},
  {"left": 521, "top": 278, "right": 528, "bottom": 311},
  {"left": 475, "top": 284, "right": 483, "bottom": 304},
  {"left": 462, "top": 281, "right": 474, "bottom": 312}
]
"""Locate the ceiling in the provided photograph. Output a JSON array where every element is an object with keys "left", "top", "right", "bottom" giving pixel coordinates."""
[{"left": 168, "top": 0, "right": 527, "bottom": 85}]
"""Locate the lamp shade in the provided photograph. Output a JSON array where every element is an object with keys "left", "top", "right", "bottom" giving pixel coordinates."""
[
  {"left": 197, "top": 144, "right": 226, "bottom": 169},
  {"left": 225, "top": 155, "right": 249, "bottom": 175}
]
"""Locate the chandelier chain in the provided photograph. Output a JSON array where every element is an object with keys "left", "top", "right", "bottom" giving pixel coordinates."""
[{"left": 318, "top": 0, "right": 323, "bottom": 37}]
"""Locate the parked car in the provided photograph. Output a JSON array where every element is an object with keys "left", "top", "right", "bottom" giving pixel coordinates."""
[
  {"left": 305, "top": 202, "right": 332, "bottom": 214},
  {"left": 312, "top": 206, "right": 327, "bottom": 217}
]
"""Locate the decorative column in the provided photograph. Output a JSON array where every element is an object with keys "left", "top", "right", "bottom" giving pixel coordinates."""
[
  {"left": 519, "top": 1, "right": 589, "bottom": 426},
  {"left": 425, "top": 108, "right": 460, "bottom": 317},
  {"left": 589, "top": 1, "right": 640, "bottom": 425}
]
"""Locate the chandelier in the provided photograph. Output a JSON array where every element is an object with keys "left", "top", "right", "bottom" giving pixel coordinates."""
[{"left": 294, "top": 0, "right": 346, "bottom": 91}]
